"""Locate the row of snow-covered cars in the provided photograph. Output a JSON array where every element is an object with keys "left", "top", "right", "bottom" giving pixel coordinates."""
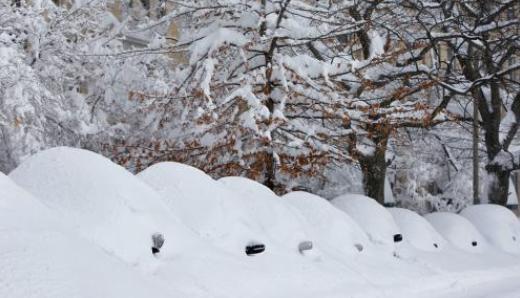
[{"left": 3, "top": 147, "right": 520, "bottom": 298}]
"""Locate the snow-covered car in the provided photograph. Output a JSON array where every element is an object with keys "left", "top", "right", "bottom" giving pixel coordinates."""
[
  {"left": 330, "top": 194, "right": 402, "bottom": 249},
  {"left": 461, "top": 204, "right": 520, "bottom": 254},
  {"left": 388, "top": 208, "right": 446, "bottom": 252},
  {"left": 425, "top": 212, "right": 489, "bottom": 252},
  {"left": 282, "top": 191, "right": 370, "bottom": 254},
  {"left": 0, "top": 172, "right": 181, "bottom": 298},
  {"left": 137, "top": 162, "right": 268, "bottom": 255},
  {"left": 9, "top": 147, "right": 205, "bottom": 266},
  {"left": 218, "top": 177, "right": 314, "bottom": 255}
]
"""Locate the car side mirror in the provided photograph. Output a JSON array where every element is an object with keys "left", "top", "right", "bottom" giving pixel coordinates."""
[
  {"left": 246, "top": 243, "right": 265, "bottom": 256},
  {"left": 298, "top": 241, "right": 313, "bottom": 254},
  {"left": 152, "top": 233, "right": 165, "bottom": 255},
  {"left": 354, "top": 243, "right": 364, "bottom": 252}
]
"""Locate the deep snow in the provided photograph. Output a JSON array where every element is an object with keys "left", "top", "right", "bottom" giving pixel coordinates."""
[
  {"left": 218, "top": 176, "right": 314, "bottom": 254},
  {"left": 461, "top": 204, "right": 520, "bottom": 254},
  {"left": 388, "top": 207, "right": 446, "bottom": 252},
  {"left": 425, "top": 212, "right": 488, "bottom": 253},
  {"left": 0, "top": 172, "right": 192, "bottom": 298},
  {"left": 3, "top": 147, "right": 520, "bottom": 298},
  {"left": 9, "top": 147, "right": 203, "bottom": 268},
  {"left": 283, "top": 191, "right": 370, "bottom": 255},
  {"left": 137, "top": 162, "right": 267, "bottom": 254},
  {"left": 330, "top": 194, "right": 401, "bottom": 248}
]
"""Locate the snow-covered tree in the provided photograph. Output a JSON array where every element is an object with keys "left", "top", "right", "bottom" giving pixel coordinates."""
[
  {"left": 112, "top": 0, "right": 363, "bottom": 190},
  {"left": 389, "top": 126, "right": 477, "bottom": 214},
  {"left": 0, "top": 12, "right": 47, "bottom": 172},
  {"left": 410, "top": 0, "right": 520, "bottom": 205},
  {"left": 0, "top": 0, "right": 179, "bottom": 173},
  {"left": 105, "top": 0, "right": 453, "bottom": 201},
  {"left": 305, "top": 0, "right": 452, "bottom": 203}
]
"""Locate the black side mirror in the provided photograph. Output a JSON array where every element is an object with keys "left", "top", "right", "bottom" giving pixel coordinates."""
[
  {"left": 471, "top": 241, "right": 477, "bottom": 247},
  {"left": 152, "top": 233, "right": 165, "bottom": 255},
  {"left": 246, "top": 243, "right": 265, "bottom": 256},
  {"left": 354, "top": 243, "right": 364, "bottom": 252},
  {"left": 433, "top": 243, "right": 438, "bottom": 249},
  {"left": 393, "top": 234, "right": 403, "bottom": 243}
]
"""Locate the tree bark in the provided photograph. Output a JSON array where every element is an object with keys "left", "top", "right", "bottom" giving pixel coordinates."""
[
  {"left": 485, "top": 167, "right": 511, "bottom": 206},
  {"left": 260, "top": 0, "right": 290, "bottom": 191},
  {"left": 359, "top": 150, "right": 387, "bottom": 205},
  {"left": 358, "top": 134, "right": 389, "bottom": 204},
  {"left": 472, "top": 99, "right": 480, "bottom": 204}
]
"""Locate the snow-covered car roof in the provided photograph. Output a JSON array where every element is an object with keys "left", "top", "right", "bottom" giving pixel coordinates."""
[
  {"left": 9, "top": 147, "right": 201, "bottom": 266},
  {"left": 283, "top": 191, "right": 369, "bottom": 254},
  {"left": 137, "top": 162, "right": 267, "bottom": 254},
  {"left": 388, "top": 208, "right": 446, "bottom": 252},
  {"left": 218, "top": 176, "right": 313, "bottom": 254},
  {"left": 0, "top": 172, "right": 184, "bottom": 298},
  {"left": 425, "top": 212, "right": 489, "bottom": 253},
  {"left": 461, "top": 204, "right": 520, "bottom": 254},
  {"left": 330, "top": 194, "right": 401, "bottom": 247}
]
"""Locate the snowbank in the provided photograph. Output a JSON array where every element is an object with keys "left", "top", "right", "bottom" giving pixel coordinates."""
[
  {"left": 7, "top": 151, "right": 375, "bottom": 298},
  {"left": 137, "top": 162, "right": 266, "bottom": 254},
  {"left": 461, "top": 204, "right": 520, "bottom": 254},
  {"left": 9, "top": 147, "right": 202, "bottom": 269},
  {"left": 330, "top": 194, "right": 401, "bottom": 247},
  {"left": 218, "top": 177, "right": 313, "bottom": 254},
  {"left": 139, "top": 165, "right": 371, "bottom": 298},
  {"left": 6, "top": 147, "right": 520, "bottom": 298},
  {"left": 425, "top": 212, "right": 488, "bottom": 252},
  {"left": 285, "top": 194, "right": 435, "bottom": 287},
  {"left": 283, "top": 191, "right": 370, "bottom": 254},
  {"left": 0, "top": 172, "right": 189, "bottom": 298},
  {"left": 388, "top": 208, "right": 446, "bottom": 252}
]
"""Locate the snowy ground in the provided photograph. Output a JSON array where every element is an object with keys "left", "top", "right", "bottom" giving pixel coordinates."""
[{"left": 2, "top": 147, "right": 520, "bottom": 298}]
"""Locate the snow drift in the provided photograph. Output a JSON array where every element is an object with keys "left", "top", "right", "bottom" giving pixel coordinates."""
[
  {"left": 388, "top": 207, "right": 446, "bottom": 252},
  {"left": 0, "top": 172, "right": 187, "bottom": 298},
  {"left": 461, "top": 204, "right": 520, "bottom": 254},
  {"left": 283, "top": 191, "right": 370, "bottom": 254},
  {"left": 9, "top": 147, "right": 202, "bottom": 268},
  {"left": 425, "top": 212, "right": 488, "bottom": 252},
  {"left": 218, "top": 176, "right": 313, "bottom": 254},
  {"left": 5, "top": 147, "right": 520, "bottom": 298},
  {"left": 331, "top": 194, "right": 401, "bottom": 248},
  {"left": 137, "top": 162, "right": 267, "bottom": 254}
]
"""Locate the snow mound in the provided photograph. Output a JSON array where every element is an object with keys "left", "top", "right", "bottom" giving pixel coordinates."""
[
  {"left": 425, "top": 212, "right": 488, "bottom": 252},
  {"left": 218, "top": 177, "right": 311, "bottom": 254},
  {"left": 137, "top": 162, "right": 265, "bottom": 254},
  {"left": 461, "top": 204, "right": 520, "bottom": 254},
  {"left": 0, "top": 172, "right": 188, "bottom": 298},
  {"left": 388, "top": 208, "right": 446, "bottom": 252},
  {"left": 330, "top": 194, "right": 401, "bottom": 247},
  {"left": 283, "top": 191, "right": 370, "bottom": 254},
  {"left": 9, "top": 147, "right": 199, "bottom": 268}
]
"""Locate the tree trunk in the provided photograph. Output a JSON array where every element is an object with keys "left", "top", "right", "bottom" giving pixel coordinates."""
[
  {"left": 485, "top": 166, "right": 511, "bottom": 206},
  {"left": 472, "top": 99, "right": 480, "bottom": 204},
  {"left": 264, "top": 150, "right": 276, "bottom": 191},
  {"left": 359, "top": 136, "right": 388, "bottom": 205},
  {"left": 360, "top": 154, "right": 387, "bottom": 205},
  {"left": 479, "top": 81, "right": 509, "bottom": 206}
]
